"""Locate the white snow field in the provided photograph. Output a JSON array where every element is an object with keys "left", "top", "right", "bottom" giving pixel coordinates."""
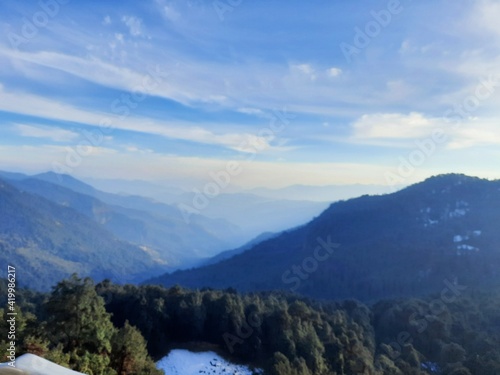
[
  {"left": 156, "top": 349, "right": 262, "bottom": 375},
  {"left": 0, "top": 354, "right": 84, "bottom": 375}
]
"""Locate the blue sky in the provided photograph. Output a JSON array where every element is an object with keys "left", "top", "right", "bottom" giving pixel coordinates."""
[{"left": 0, "top": 0, "right": 499, "bottom": 189}]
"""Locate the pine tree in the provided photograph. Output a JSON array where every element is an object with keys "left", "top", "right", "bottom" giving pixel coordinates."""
[
  {"left": 111, "top": 321, "right": 162, "bottom": 375},
  {"left": 44, "top": 274, "right": 117, "bottom": 374}
]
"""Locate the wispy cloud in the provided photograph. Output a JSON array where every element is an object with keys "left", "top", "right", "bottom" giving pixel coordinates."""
[
  {"left": 352, "top": 112, "right": 439, "bottom": 141},
  {"left": 162, "top": 4, "right": 181, "bottom": 23},
  {"left": 122, "top": 15, "right": 144, "bottom": 37},
  {"left": 0, "top": 86, "right": 276, "bottom": 153},
  {"left": 14, "top": 124, "right": 79, "bottom": 142},
  {"left": 327, "top": 67, "right": 342, "bottom": 78}
]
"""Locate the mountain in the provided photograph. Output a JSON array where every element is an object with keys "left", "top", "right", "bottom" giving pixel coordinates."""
[
  {"left": 201, "top": 231, "right": 278, "bottom": 266},
  {"left": 249, "top": 183, "right": 402, "bottom": 202},
  {"left": 148, "top": 174, "right": 500, "bottom": 302},
  {"left": 176, "top": 192, "right": 329, "bottom": 240},
  {"left": 0, "top": 178, "right": 165, "bottom": 291},
  {"left": 82, "top": 177, "right": 185, "bottom": 204},
  {"left": 6, "top": 174, "right": 243, "bottom": 267},
  {"left": 0, "top": 170, "right": 29, "bottom": 181},
  {"left": 34, "top": 173, "right": 333, "bottom": 245}
]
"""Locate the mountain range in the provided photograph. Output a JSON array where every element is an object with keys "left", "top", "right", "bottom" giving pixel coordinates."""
[
  {"left": 5, "top": 170, "right": 499, "bottom": 301},
  {"left": 0, "top": 177, "right": 164, "bottom": 290},
  {"left": 0, "top": 170, "right": 331, "bottom": 290},
  {"left": 149, "top": 174, "right": 500, "bottom": 302}
]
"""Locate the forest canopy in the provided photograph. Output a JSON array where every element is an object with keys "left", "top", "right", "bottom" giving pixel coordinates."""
[{"left": 2, "top": 275, "right": 500, "bottom": 375}]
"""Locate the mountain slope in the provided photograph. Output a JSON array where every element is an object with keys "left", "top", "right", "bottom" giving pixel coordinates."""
[
  {"left": 201, "top": 231, "right": 278, "bottom": 266},
  {"left": 176, "top": 191, "right": 329, "bottom": 240},
  {"left": 249, "top": 183, "right": 399, "bottom": 202},
  {"left": 9, "top": 173, "right": 243, "bottom": 265},
  {"left": 148, "top": 174, "right": 500, "bottom": 301},
  {"left": 0, "top": 179, "right": 165, "bottom": 290}
]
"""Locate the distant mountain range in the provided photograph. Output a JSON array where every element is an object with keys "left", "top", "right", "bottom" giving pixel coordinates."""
[
  {"left": 201, "top": 231, "right": 278, "bottom": 266},
  {"left": 0, "top": 170, "right": 337, "bottom": 290},
  {"left": 175, "top": 192, "right": 329, "bottom": 240},
  {"left": 149, "top": 174, "right": 500, "bottom": 302},
  {"left": 0, "top": 178, "right": 164, "bottom": 291},
  {"left": 249, "top": 183, "right": 401, "bottom": 202},
  {"left": 24, "top": 172, "right": 243, "bottom": 263}
]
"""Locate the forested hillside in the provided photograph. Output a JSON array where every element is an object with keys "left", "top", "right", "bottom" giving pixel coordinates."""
[
  {"left": 0, "top": 179, "right": 165, "bottom": 290},
  {"left": 150, "top": 174, "right": 500, "bottom": 302},
  {"left": 3, "top": 276, "right": 500, "bottom": 375}
]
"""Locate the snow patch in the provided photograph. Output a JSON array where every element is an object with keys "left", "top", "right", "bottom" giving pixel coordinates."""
[
  {"left": 449, "top": 201, "right": 469, "bottom": 218},
  {"left": 454, "top": 230, "right": 481, "bottom": 244},
  {"left": 453, "top": 235, "right": 467, "bottom": 243},
  {"left": 421, "top": 361, "right": 440, "bottom": 373},
  {"left": 423, "top": 218, "right": 439, "bottom": 227},
  {"left": 0, "top": 354, "right": 84, "bottom": 375},
  {"left": 456, "top": 243, "right": 479, "bottom": 255},
  {"left": 457, "top": 244, "right": 479, "bottom": 252},
  {"left": 156, "top": 350, "right": 262, "bottom": 375},
  {"left": 449, "top": 208, "right": 467, "bottom": 218}
]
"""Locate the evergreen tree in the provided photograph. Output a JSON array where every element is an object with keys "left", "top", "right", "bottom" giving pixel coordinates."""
[
  {"left": 44, "top": 274, "right": 117, "bottom": 374},
  {"left": 111, "top": 321, "right": 162, "bottom": 375}
]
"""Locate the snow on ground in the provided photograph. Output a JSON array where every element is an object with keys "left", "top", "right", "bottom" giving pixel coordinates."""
[
  {"left": 156, "top": 349, "right": 262, "bottom": 375},
  {"left": 457, "top": 244, "right": 479, "bottom": 252},
  {"left": 421, "top": 361, "right": 440, "bottom": 373},
  {"left": 0, "top": 354, "right": 84, "bottom": 375},
  {"left": 453, "top": 235, "right": 467, "bottom": 243},
  {"left": 449, "top": 208, "right": 468, "bottom": 218}
]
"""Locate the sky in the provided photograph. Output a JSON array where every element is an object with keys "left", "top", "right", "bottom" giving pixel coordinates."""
[{"left": 1, "top": 0, "right": 500, "bottom": 190}]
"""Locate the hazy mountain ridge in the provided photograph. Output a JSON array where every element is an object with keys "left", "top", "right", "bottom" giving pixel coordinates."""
[
  {"left": 201, "top": 231, "right": 278, "bottom": 266},
  {"left": 149, "top": 174, "right": 500, "bottom": 301},
  {"left": 4, "top": 172, "right": 244, "bottom": 267},
  {"left": 0, "top": 178, "right": 165, "bottom": 290},
  {"left": 0, "top": 170, "right": 347, "bottom": 290},
  {"left": 249, "top": 183, "right": 401, "bottom": 202},
  {"left": 176, "top": 191, "right": 329, "bottom": 240}
]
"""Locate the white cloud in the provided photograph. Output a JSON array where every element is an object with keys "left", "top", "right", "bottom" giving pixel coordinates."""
[
  {"left": 351, "top": 111, "right": 500, "bottom": 151},
  {"left": 14, "top": 124, "right": 79, "bottom": 142},
  {"left": 163, "top": 5, "right": 181, "bottom": 22},
  {"left": 327, "top": 67, "right": 342, "bottom": 77},
  {"left": 447, "top": 118, "right": 500, "bottom": 149},
  {"left": 237, "top": 107, "right": 265, "bottom": 117},
  {"left": 0, "top": 44, "right": 374, "bottom": 118},
  {"left": 0, "top": 144, "right": 401, "bottom": 188},
  {"left": 0, "top": 86, "right": 275, "bottom": 154},
  {"left": 122, "top": 16, "right": 143, "bottom": 37},
  {"left": 472, "top": 0, "right": 500, "bottom": 37},
  {"left": 352, "top": 112, "right": 440, "bottom": 141},
  {"left": 103, "top": 15, "right": 112, "bottom": 25},
  {"left": 115, "top": 33, "right": 124, "bottom": 44},
  {"left": 291, "top": 63, "right": 316, "bottom": 81},
  {"left": 123, "top": 145, "right": 154, "bottom": 153}
]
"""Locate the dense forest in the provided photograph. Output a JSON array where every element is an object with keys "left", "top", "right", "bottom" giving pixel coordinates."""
[{"left": 2, "top": 275, "right": 500, "bottom": 374}]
